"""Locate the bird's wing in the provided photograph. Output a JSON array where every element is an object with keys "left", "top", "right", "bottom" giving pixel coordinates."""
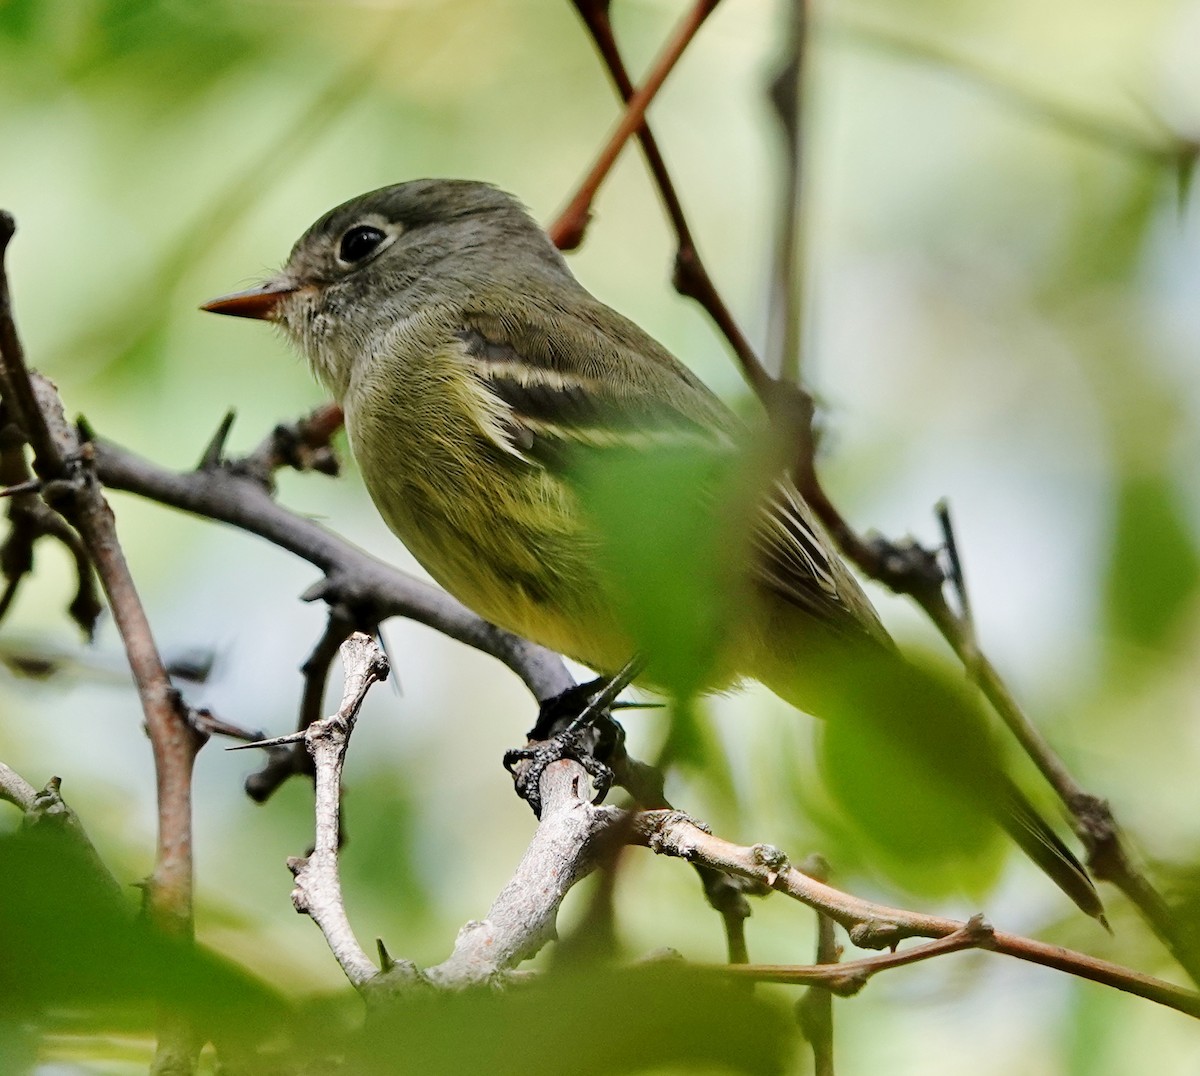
[
  {"left": 455, "top": 296, "right": 736, "bottom": 465},
  {"left": 753, "top": 481, "right": 890, "bottom": 646},
  {"left": 454, "top": 296, "right": 885, "bottom": 644}
]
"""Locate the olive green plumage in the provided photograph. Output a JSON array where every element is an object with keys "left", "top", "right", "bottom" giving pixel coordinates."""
[{"left": 207, "top": 178, "right": 1103, "bottom": 922}]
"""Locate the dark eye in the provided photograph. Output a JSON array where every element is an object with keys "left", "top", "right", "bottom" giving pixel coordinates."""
[{"left": 338, "top": 225, "right": 386, "bottom": 264}]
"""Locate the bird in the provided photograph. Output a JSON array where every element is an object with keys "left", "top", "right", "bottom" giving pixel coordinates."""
[{"left": 202, "top": 178, "right": 1103, "bottom": 921}]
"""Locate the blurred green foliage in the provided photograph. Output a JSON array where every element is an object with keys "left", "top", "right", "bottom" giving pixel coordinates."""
[
  {"left": 1, "top": 0, "right": 1200, "bottom": 1072},
  {"left": 571, "top": 442, "right": 755, "bottom": 701},
  {"left": 1104, "top": 472, "right": 1200, "bottom": 651}
]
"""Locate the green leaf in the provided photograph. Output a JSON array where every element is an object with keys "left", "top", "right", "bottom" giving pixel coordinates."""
[
  {"left": 568, "top": 442, "right": 755, "bottom": 702},
  {"left": 354, "top": 964, "right": 792, "bottom": 1076},
  {"left": 1104, "top": 473, "right": 1200, "bottom": 650},
  {"left": 811, "top": 647, "right": 1005, "bottom": 898},
  {"left": 0, "top": 823, "right": 287, "bottom": 1047}
]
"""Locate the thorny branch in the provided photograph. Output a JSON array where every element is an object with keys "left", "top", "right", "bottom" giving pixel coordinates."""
[
  {"left": 0, "top": 214, "right": 206, "bottom": 1074},
  {"left": 271, "top": 632, "right": 627, "bottom": 992},
  {"left": 238, "top": 639, "right": 1200, "bottom": 1022},
  {"left": 285, "top": 633, "right": 390, "bottom": 990}
]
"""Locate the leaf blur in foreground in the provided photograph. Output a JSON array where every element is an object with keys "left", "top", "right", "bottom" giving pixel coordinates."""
[
  {"left": 0, "top": 824, "right": 287, "bottom": 1058},
  {"left": 355, "top": 964, "right": 790, "bottom": 1076}
]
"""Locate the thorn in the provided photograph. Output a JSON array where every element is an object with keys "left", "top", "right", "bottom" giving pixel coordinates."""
[
  {"left": 197, "top": 410, "right": 237, "bottom": 471},
  {"left": 300, "top": 579, "right": 331, "bottom": 603},
  {"left": 0, "top": 478, "right": 41, "bottom": 498},
  {"left": 226, "top": 729, "right": 307, "bottom": 751},
  {"left": 376, "top": 938, "right": 394, "bottom": 973}
]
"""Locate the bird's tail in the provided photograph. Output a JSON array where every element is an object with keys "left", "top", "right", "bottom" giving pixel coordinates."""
[
  {"left": 999, "top": 779, "right": 1106, "bottom": 925},
  {"left": 756, "top": 631, "right": 1106, "bottom": 924}
]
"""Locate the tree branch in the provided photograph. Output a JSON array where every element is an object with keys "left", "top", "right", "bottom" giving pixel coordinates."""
[
  {"left": 424, "top": 759, "right": 626, "bottom": 987},
  {"left": 90, "top": 424, "right": 575, "bottom": 706},
  {"left": 551, "top": 0, "right": 721, "bottom": 251},
  {"left": 287, "top": 633, "right": 391, "bottom": 990},
  {"left": 795, "top": 854, "right": 837, "bottom": 1076},
  {"left": 0, "top": 214, "right": 206, "bottom": 1072},
  {"left": 633, "top": 810, "right": 1200, "bottom": 1020}
]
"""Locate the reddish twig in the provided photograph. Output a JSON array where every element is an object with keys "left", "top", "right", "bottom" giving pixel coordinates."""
[
  {"left": 563, "top": 0, "right": 775, "bottom": 400},
  {"left": 633, "top": 810, "right": 1200, "bottom": 1020},
  {"left": 732, "top": 914, "right": 992, "bottom": 997},
  {"left": 550, "top": 0, "right": 721, "bottom": 251}
]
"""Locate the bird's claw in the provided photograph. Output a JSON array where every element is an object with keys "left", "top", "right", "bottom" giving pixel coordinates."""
[
  {"left": 503, "top": 730, "right": 614, "bottom": 817},
  {"left": 503, "top": 679, "right": 627, "bottom": 817}
]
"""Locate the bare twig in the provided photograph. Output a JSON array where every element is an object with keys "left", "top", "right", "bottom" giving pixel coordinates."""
[
  {"left": 795, "top": 854, "right": 837, "bottom": 1076},
  {"left": 766, "top": 0, "right": 810, "bottom": 387},
  {"left": 550, "top": 0, "right": 720, "bottom": 251},
  {"left": 288, "top": 633, "right": 390, "bottom": 990},
  {"left": 287, "top": 635, "right": 626, "bottom": 992},
  {"left": 565, "top": 0, "right": 774, "bottom": 400},
  {"left": 633, "top": 810, "right": 1200, "bottom": 1020},
  {"left": 220, "top": 402, "right": 344, "bottom": 489},
  {"left": 732, "top": 914, "right": 993, "bottom": 996}
]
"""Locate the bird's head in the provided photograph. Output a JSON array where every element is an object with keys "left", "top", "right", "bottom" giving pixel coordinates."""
[{"left": 202, "top": 179, "right": 570, "bottom": 393}]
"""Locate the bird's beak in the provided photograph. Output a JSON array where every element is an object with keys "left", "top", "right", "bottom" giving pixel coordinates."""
[{"left": 201, "top": 278, "right": 297, "bottom": 321}]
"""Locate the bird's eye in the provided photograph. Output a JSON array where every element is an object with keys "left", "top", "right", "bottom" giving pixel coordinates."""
[{"left": 338, "top": 225, "right": 386, "bottom": 264}]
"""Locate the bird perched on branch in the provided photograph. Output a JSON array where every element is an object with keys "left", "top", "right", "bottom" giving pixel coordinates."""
[{"left": 203, "top": 179, "right": 1103, "bottom": 922}]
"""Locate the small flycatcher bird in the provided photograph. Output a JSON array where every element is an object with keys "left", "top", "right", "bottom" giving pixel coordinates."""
[{"left": 203, "top": 179, "right": 1102, "bottom": 920}]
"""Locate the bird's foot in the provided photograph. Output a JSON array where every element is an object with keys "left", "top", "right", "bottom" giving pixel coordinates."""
[{"left": 503, "top": 678, "right": 626, "bottom": 817}]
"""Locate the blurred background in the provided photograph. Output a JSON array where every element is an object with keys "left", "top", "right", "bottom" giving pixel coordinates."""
[{"left": 1, "top": 0, "right": 1199, "bottom": 1071}]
